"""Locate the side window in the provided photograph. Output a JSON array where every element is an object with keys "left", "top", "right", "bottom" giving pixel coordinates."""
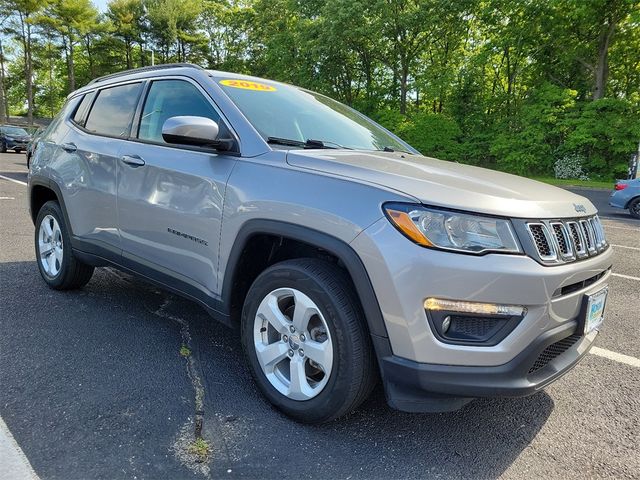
[
  {"left": 85, "top": 82, "right": 142, "bottom": 137},
  {"left": 138, "top": 80, "right": 222, "bottom": 143},
  {"left": 71, "top": 91, "right": 96, "bottom": 127}
]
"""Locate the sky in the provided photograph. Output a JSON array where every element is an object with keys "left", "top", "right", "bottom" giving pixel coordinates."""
[{"left": 93, "top": 0, "right": 109, "bottom": 12}]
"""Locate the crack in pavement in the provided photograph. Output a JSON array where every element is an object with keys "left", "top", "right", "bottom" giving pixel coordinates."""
[
  {"left": 148, "top": 297, "right": 214, "bottom": 476},
  {"left": 154, "top": 298, "right": 206, "bottom": 438},
  {"left": 103, "top": 268, "right": 215, "bottom": 476}
]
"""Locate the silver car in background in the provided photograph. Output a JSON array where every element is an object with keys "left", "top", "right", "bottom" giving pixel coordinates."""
[{"left": 28, "top": 64, "right": 613, "bottom": 423}]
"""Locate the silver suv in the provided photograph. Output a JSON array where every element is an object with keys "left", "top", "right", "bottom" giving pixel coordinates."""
[{"left": 28, "top": 64, "right": 613, "bottom": 423}]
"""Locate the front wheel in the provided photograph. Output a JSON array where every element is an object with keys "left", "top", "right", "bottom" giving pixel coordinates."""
[
  {"left": 629, "top": 198, "right": 640, "bottom": 219},
  {"left": 35, "top": 201, "right": 94, "bottom": 289},
  {"left": 241, "top": 258, "right": 376, "bottom": 423}
]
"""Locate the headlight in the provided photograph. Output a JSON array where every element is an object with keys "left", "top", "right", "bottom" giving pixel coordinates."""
[{"left": 383, "top": 203, "right": 522, "bottom": 254}]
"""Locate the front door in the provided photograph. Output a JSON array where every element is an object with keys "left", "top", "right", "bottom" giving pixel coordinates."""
[{"left": 116, "top": 78, "right": 237, "bottom": 301}]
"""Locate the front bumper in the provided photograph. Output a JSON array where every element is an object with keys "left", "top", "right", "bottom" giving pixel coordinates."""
[
  {"left": 351, "top": 217, "right": 612, "bottom": 412},
  {"left": 5, "top": 139, "right": 28, "bottom": 150},
  {"left": 374, "top": 320, "right": 596, "bottom": 412}
]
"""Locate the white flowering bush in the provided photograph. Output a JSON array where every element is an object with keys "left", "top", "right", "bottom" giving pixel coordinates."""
[{"left": 554, "top": 153, "right": 590, "bottom": 180}]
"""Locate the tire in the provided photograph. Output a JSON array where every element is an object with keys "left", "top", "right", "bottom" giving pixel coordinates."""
[
  {"left": 241, "top": 258, "right": 376, "bottom": 424},
  {"left": 34, "top": 200, "right": 94, "bottom": 290},
  {"left": 629, "top": 197, "right": 640, "bottom": 219},
  {"left": 0, "top": 142, "right": 6, "bottom": 153}
]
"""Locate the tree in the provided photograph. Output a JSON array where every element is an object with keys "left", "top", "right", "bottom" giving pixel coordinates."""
[
  {"left": 107, "top": 0, "right": 144, "bottom": 69},
  {"left": 39, "top": 0, "right": 98, "bottom": 92},
  {"left": 5, "top": 0, "right": 48, "bottom": 122}
]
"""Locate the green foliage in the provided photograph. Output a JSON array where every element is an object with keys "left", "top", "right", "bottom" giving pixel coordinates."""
[
  {"left": 375, "top": 109, "right": 463, "bottom": 161},
  {"left": 0, "top": 0, "right": 638, "bottom": 177},
  {"left": 491, "top": 84, "right": 578, "bottom": 175},
  {"left": 563, "top": 99, "right": 640, "bottom": 179}
]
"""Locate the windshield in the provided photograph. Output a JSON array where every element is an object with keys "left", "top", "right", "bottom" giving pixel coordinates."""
[
  {"left": 214, "top": 76, "right": 415, "bottom": 152},
  {"left": 2, "top": 126, "right": 29, "bottom": 136}
]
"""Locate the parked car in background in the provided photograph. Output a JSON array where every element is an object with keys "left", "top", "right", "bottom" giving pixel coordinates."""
[
  {"left": 0, "top": 125, "right": 33, "bottom": 153},
  {"left": 26, "top": 127, "right": 45, "bottom": 169},
  {"left": 610, "top": 178, "right": 640, "bottom": 219}
]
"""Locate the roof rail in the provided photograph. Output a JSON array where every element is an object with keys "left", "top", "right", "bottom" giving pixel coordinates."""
[{"left": 87, "top": 63, "right": 204, "bottom": 86}]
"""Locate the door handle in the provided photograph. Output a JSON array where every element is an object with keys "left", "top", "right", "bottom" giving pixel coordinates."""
[
  {"left": 121, "top": 155, "right": 145, "bottom": 167},
  {"left": 61, "top": 142, "right": 77, "bottom": 153}
]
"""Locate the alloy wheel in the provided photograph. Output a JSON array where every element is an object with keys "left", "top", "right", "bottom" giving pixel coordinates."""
[
  {"left": 38, "top": 214, "right": 63, "bottom": 277},
  {"left": 253, "top": 288, "right": 333, "bottom": 401}
]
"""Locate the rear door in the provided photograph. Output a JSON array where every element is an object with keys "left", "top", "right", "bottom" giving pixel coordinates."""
[
  {"left": 116, "top": 77, "right": 238, "bottom": 300},
  {"left": 54, "top": 82, "right": 143, "bottom": 255}
]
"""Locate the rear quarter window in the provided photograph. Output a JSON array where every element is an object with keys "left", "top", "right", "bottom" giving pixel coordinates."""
[
  {"left": 84, "top": 82, "right": 143, "bottom": 137},
  {"left": 71, "top": 91, "right": 96, "bottom": 127}
]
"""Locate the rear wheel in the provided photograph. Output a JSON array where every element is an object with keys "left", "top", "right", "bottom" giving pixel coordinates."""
[
  {"left": 0, "top": 142, "right": 6, "bottom": 153},
  {"left": 35, "top": 201, "right": 94, "bottom": 290},
  {"left": 241, "top": 258, "right": 376, "bottom": 423},
  {"left": 629, "top": 198, "right": 640, "bottom": 219}
]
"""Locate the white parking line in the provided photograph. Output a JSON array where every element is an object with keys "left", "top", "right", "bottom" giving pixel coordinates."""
[
  {"left": 612, "top": 273, "right": 640, "bottom": 281},
  {"left": 601, "top": 224, "right": 640, "bottom": 231},
  {"left": 0, "top": 196, "right": 16, "bottom": 200},
  {"left": 0, "top": 174, "right": 27, "bottom": 187},
  {"left": 590, "top": 347, "right": 640, "bottom": 368},
  {"left": 611, "top": 244, "right": 640, "bottom": 251},
  {"left": 0, "top": 417, "right": 39, "bottom": 480}
]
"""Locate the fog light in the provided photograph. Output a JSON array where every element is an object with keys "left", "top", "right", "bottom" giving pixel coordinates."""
[
  {"left": 424, "top": 298, "right": 525, "bottom": 317},
  {"left": 425, "top": 299, "right": 525, "bottom": 346},
  {"left": 441, "top": 315, "right": 451, "bottom": 333}
]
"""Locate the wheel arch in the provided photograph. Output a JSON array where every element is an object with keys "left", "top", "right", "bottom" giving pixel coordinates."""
[
  {"left": 221, "top": 219, "right": 389, "bottom": 340},
  {"left": 29, "top": 177, "right": 73, "bottom": 235},
  {"left": 625, "top": 194, "right": 640, "bottom": 209}
]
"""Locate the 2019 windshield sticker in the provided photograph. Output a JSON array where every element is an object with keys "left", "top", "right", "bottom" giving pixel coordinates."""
[{"left": 219, "top": 79, "right": 277, "bottom": 92}]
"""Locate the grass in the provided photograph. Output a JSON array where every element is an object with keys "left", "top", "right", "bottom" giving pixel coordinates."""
[
  {"left": 188, "top": 437, "right": 211, "bottom": 462},
  {"left": 532, "top": 176, "right": 613, "bottom": 189}
]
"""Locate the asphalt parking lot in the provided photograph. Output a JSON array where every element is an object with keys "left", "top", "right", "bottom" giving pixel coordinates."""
[{"left": 1, "top": 151, "right": 639, "bottom": 480}]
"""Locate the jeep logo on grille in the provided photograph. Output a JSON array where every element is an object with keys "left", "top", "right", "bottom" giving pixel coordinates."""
[{"left": 573, "top": 203, "right": 587, "bottom": 213}]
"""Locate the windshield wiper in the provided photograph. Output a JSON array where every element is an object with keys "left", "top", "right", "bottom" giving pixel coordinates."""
[
  {"left": 267, "top": 136, "right": 351, "bottom": 150},
  {"left": 378, "top": 146, "right": 414, "bottom": 155}
]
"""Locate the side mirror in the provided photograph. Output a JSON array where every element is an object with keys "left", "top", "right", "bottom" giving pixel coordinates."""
[{"left": 161, "top": 116, "right": 233, "bottom": 151}]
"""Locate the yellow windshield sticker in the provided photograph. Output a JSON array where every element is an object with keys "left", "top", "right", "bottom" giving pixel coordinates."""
[{"left": 219, "top": 79, "right": 277, "bottom": 92}]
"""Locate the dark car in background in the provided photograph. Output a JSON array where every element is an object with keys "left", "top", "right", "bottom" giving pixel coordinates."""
[{"left": 0, "top": 125, "right": 33, "bottom": 153}]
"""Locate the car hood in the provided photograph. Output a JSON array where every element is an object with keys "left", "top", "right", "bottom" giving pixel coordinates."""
[{"left": 286, "top": 150, "right": 597, "bottom": 218}]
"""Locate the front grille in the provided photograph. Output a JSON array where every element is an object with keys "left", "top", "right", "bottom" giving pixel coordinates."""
[
  {"left": 526, "top": 215, "right": 607, "bottom": 265},
  {"left": 580, "top": 220, "right": 595, "bottom": 252},
  {"left": 550, "top": 222, "right": 572, "bottom": 258},
  {"left": 553, "top": 267, "right": 610, "bottom": 297},
  {"left": 528, "top": 223, "right": 555, "bottom": 260},
  {"left": 528, "top": 334, "right": 581, "bottom": 374},
  {"left": 567, "top": 222, "right": 586, "bottom": 256}
]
